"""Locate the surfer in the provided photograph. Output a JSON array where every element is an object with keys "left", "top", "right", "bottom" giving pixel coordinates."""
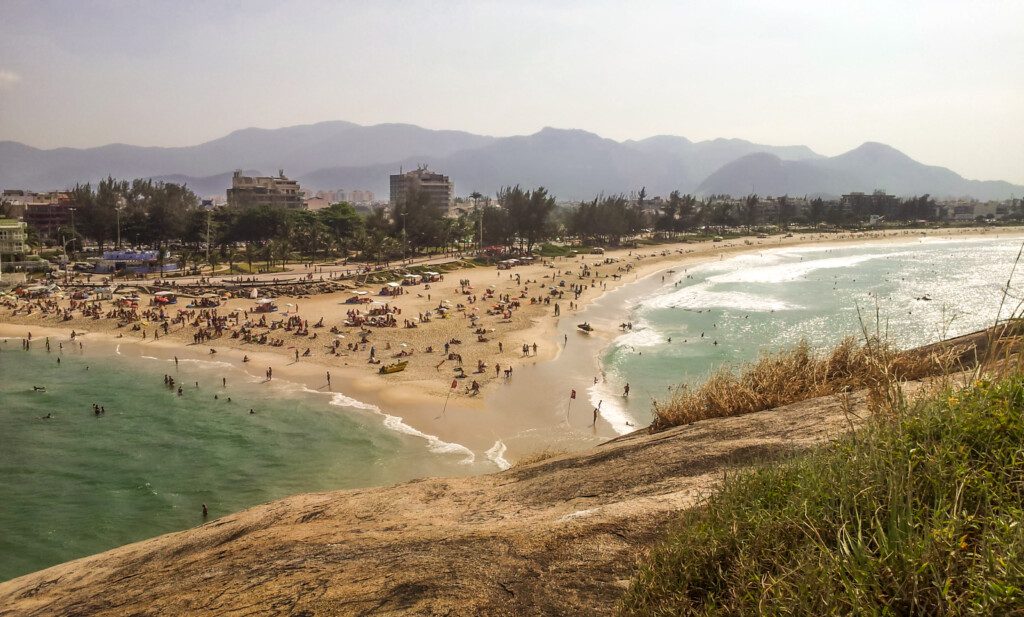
[{"left": 33, "top": 386, "right": 46, "bottom": 392}]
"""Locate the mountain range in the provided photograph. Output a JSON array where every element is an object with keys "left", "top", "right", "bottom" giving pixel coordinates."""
[{"left": 1, "top": 121, "right": 1020, "bottom": 201}]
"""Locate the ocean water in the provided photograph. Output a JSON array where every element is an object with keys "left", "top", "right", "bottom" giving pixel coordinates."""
[
  {"left": 0, "top": 346, "right": 474, "bottom": 582},
  {"left": 594, "top": 236, "right": 1024, "bottom": 426}
]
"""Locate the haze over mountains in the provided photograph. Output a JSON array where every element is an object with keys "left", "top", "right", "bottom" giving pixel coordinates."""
[{"left": 1, "top": 121, "right": 1020, "bottom": 201}]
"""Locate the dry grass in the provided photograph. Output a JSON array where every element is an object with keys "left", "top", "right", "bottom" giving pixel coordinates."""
[
  {"left": 650, "top": 334, "right": 977, "bottom": 431},
  {"left": 512, "top": 448, "right": 568, "bottom": 468}
]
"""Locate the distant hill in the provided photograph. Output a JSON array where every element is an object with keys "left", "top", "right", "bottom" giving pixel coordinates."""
[
  {"left": 0, "top": 121, "right": 493, "bottom": 192},
  {"left": 296, "top": 127, "right": 828, "bottom": 200},
  {"left": 697, "top": 143, "right": 1023, "bottom": 201},
  {"left": 2, "top": 121, "right": 1021, "bottom": 201}
]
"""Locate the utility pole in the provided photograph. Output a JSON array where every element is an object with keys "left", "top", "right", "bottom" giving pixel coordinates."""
[{"left": 206, "top": 208, "right": 212, "bottom": 266}]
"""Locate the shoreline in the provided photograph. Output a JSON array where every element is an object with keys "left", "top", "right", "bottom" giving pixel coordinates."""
[{"left": 2, "top": 226, "right": 1021, "bottom": 463}]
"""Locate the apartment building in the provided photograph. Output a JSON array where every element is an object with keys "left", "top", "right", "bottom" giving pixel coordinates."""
[
  {"left": 226, "top": 170, "right": 305, "bottom": 210},
  {"left": 389, "top": 167, "right": 454, "bottom": 217}
]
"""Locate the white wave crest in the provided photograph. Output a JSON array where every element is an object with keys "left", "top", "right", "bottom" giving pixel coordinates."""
[
  {"left": 711, "top": 253, "right": 898, "bottom": 284},
  {"left": 613, "top": 321, "right": 664, "bottom": 349},
  {"left": 485, "top": 440, "right": 511, "bottom": 470},
  {"left": 641, "top": 282, "right": 798, "bottom": 312},
  {"left": 326, "top": 392, "right": 477, "bottom": 464}
]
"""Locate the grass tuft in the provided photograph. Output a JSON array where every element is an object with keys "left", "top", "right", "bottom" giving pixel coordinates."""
[
  {"left": 621, "top": 370, "right": 1024, "bottom": 615},
  {"left": 650, "top": 335, "right": 973, "bottom": 431}
]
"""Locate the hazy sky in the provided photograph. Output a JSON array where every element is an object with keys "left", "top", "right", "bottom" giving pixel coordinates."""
[{"left": 2, "top": 0, "right": 1022, "bottom": 183}]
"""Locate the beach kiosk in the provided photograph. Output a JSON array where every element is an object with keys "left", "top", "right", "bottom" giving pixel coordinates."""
[
  {"left": 254, "top": 298, "right": 278, "bottom": 313},
  {"left": 401, "top": 273, "right": 423, "bottom": 286}
]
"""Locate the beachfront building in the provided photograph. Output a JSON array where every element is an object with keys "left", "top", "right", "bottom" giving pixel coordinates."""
[
  {"left": 303, "top": 195, "right": 331, "bottom": 211},
  {"left": 23, "top": 193, "right": 76, "bottom": 239},
  {"left": 227, "top": 170, "right": 305, "bottom": 210},
  {"left": 0, "top": 218, "right": 29, "bottom": 260},
  {"left": 390, "top": 166, "right": 455, "bottom": 217},
  {"left": 94, "top": 250, "right": 179, "bottom": 274},
  {"left": 840, "top": 190, "right": 900, "bottom": 217}
]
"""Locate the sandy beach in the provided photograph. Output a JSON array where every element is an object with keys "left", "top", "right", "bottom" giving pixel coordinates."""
[{"left": 2, "top": 226, "right": 1019, "bottom": 462}]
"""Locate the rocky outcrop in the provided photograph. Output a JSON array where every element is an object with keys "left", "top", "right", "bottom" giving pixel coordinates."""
[{"left": 0, "top": 388, "right": 867, "bottom": 616}]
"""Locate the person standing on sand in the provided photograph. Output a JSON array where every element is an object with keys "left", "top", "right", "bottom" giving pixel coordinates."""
[
  {"left": 593, "top": 401, "right": 602, "bottom": 426},
  {"left": 327, "top": 371, "right": 331, "bottom": 387},
  {"left": 267, "top": 367, "right": 273, "bottom": 380},
  {"left": 623, "top": 383, "right": 630, "bottom": 397}
]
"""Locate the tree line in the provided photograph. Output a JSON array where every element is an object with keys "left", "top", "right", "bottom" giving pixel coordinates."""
[{"left": 13, "top": 177, "right": 1021, "bottom": 270}]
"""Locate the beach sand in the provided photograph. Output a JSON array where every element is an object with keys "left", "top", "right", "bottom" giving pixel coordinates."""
[{"left": 2, "top": 227, "right": 1017, "bottom": 462}]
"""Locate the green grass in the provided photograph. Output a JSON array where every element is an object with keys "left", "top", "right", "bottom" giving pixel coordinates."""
[{"left": 621, "top": 373, "right": 1024, "bottom": 615}]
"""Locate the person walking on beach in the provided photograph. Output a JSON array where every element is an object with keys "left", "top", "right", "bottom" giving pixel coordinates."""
[
  {"left": 593, "top": 401, "right": 602, "bottom": 426},
  {"left": 326, "top": 371, "right": 331, "bottom": 388},
  {"left": 623, "top": 383, "right": 630, "bottom": 397},
  {"left": 267, "top": 367, "right": 273, "bottom": 381}
]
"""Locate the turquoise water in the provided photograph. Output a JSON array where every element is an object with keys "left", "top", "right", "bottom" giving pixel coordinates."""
[
  {"left": 0, "top": 346, "right": 471, "bottom": 582},
  {"left": 594, "top": 236, "right": 1024, "bottom": 428}
]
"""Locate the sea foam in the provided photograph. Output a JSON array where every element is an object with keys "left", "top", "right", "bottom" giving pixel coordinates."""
[
  {"left": 586, "top": 382, "right": 638, "bottom": 435},
  {"left": 485, "top": 440, "right": 511, "bottom": 470},
  {"left": 325, "top": 391, "right": 477, "bottom": 465}
]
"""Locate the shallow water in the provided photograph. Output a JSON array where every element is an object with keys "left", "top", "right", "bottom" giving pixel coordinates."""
[
  {"left": 0, "top": 346, "right": 473, "bottom": 581},
  {"left": 595, "top": 236, "right": 1024, "bottom": 426}
]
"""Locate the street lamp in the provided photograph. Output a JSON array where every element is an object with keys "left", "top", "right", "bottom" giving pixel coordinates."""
[{"left": 67, "top": 207, "right": 77, "bottom": 257}]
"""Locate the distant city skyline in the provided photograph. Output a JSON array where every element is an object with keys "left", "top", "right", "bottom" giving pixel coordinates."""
[{"left": 1, "top": 0, "right": 1022, "bottom": 184}]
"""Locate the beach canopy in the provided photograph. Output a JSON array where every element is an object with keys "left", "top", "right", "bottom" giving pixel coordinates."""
[
  {"left": 352, "top": 290, "right": 368, "bottom": 296},
  {"left": 256, "top": 298, "right": 274, "bottom": 305},
  {"left": 154, "top": 291, "right": 175, "bottom": 296},
  {"left": 386, "top": 282, "right": 401, "bottom": 288},
  {"left": 424, "top": 271, "right": 439, "bottom": 276}
]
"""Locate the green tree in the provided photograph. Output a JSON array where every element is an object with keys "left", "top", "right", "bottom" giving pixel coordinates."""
[{"left": 318, "top": 202, "right": 363, "bottom": 253}]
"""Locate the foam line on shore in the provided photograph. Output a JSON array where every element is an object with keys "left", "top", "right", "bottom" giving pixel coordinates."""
[
  {"left": 586, "top": 382, "right": 637, "bottom": 435},
  {"left": 485, "top": 440, "right": 511, "bottom": 470},
  {"left": 320, "top": 390, "right": 478, "bottom": 465}
]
